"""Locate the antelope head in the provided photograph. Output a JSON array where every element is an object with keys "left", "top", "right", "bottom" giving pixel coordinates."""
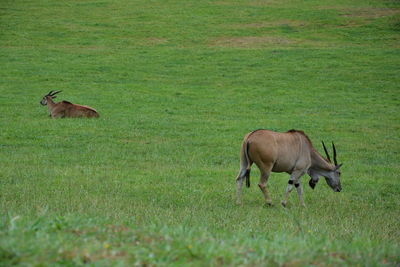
[
  {"left": 308, "top": 141, "right": 343, "bottom": 192},
  {"left": 320, "top": 141, "right": 343, "bottom": 192},
  {"left": 40, "top": 90, "right": 62, "bottom": 105}
]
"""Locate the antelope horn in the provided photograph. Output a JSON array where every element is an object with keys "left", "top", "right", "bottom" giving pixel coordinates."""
[
  {"left": 50, "top": 90, "right": 62, "bottom": 96},
  {"left": 332, "top": 142, "right": 338, "bottom": 166},
  {"left": 322, "top": 141, "right": 331, "bottom": 163},
  {"left": 47, "top": 90, "right": 54, "bottom": 96}
]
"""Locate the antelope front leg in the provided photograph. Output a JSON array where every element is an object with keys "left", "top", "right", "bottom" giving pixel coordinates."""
[
  {"left": 281, "top": 180, "right": 294, "bottom": 207},
  {"left": 295, "top": 182, "right": 306, "bottom": 207},
  {"left": 281, "top": 171, "right": 304, "bottom": 207}
]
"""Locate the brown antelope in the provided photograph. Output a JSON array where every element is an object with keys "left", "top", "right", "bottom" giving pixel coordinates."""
[
  {"left": 40, "top": 91, "right": 99, "bottom": 118},
  {"left": 235, "top": 129, "right": 342, "bottom": 207}
]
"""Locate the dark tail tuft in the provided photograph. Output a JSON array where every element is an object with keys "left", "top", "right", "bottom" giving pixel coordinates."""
[
  {"left": 245, "top": 169, "right": 251, "bottom": 187},
  {"left": 244, "top": 141, "right": 252, "bottom": 188}
]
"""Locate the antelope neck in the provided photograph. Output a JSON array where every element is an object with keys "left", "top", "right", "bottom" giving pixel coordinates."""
[{"left": 310, "top": 149, "right": 334, "bottom": 172}]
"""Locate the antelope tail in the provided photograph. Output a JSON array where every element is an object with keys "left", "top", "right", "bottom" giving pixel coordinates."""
[{"left": 244, "top": 141, "right": 251, "bottom": 188}]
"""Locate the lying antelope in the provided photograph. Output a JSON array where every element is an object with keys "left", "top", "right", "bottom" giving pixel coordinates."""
[
  {"left": 236, "top": 129, "right": 342, "bottom": 207},
  {"left": 40, "top": 90, "right": 99, "bottom": 118}
]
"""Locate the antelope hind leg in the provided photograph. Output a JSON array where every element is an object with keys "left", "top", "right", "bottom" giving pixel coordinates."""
[
  {"left": 258, "top": 172, "right": 273, "bottom": 206},
  {"left": 235, "top": 169, "right": 247, "bottom": 205}
]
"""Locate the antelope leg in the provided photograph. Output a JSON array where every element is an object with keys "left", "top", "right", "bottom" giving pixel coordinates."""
[
  {"left": 258, "top": 171, "right": 272, "bottom": 206},
  {"left": 281, "top": 170, "right": 305, "bottom": 207},
  {"left": 235, "top": 169, "right": 247, "bottom": 205},
  {"left": 295, "top": 182, "right": 306, "bottom": 207}
]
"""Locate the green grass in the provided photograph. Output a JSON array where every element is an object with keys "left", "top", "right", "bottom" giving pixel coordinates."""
[{"left": 1, "top": 0, "right": 399, "bottom": 266}]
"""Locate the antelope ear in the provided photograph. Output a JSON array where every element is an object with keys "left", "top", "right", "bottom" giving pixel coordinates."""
[
  {"left": 53, "top": 96, "right": 57, "bottom": 99},
  {"left": 334, "top": 163, "right": 343, "bottom": 170}
]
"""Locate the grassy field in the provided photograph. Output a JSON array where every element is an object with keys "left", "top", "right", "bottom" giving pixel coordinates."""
[{"left": 1, "top": 0, "right": 399, "bottom": 266}]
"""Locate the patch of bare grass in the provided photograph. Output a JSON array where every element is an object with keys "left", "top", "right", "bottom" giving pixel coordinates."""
[
  {"left": 56, "top": 247, "right": 129, "bottom": 264},
  {"left": 144, "top": 37, "right": 168, "bottom": 45},
  {"left": 314, "top": 6, "right": 400, "bottom": 30},
  {"left": 319, "top": 6, "right": 399, "bottom": 19},
  {"left": 209, "top": 34, "right": 363, "bottom": 49},
  {"left": 209, "top": 36, "right": 294, "bottom": 48},
  {"left": 229, "top": 20, "right": 308, "bottom": 29},
  {"left": 340, "top": 7, "right": 399, "bottom": 19},
  {"left": 213, "top": 0, "right": 282, "bottom": 7}
]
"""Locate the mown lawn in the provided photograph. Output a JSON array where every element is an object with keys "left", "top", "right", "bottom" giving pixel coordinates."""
[{"left": 1, "top": 0, "right": 399, "bottom": 266}]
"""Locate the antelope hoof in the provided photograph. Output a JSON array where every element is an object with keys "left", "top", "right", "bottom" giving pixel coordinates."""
[{"left": 281, "top": 201, "right": 287, "bottom": 208}]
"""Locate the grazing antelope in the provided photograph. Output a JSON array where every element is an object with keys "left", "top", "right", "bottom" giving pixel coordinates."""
[
  {"left": 40, "top": 90, "right": 99, "bottom": 118},
  {"left": 235, "top": 129, "right": 342, "bottom": 207}
]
